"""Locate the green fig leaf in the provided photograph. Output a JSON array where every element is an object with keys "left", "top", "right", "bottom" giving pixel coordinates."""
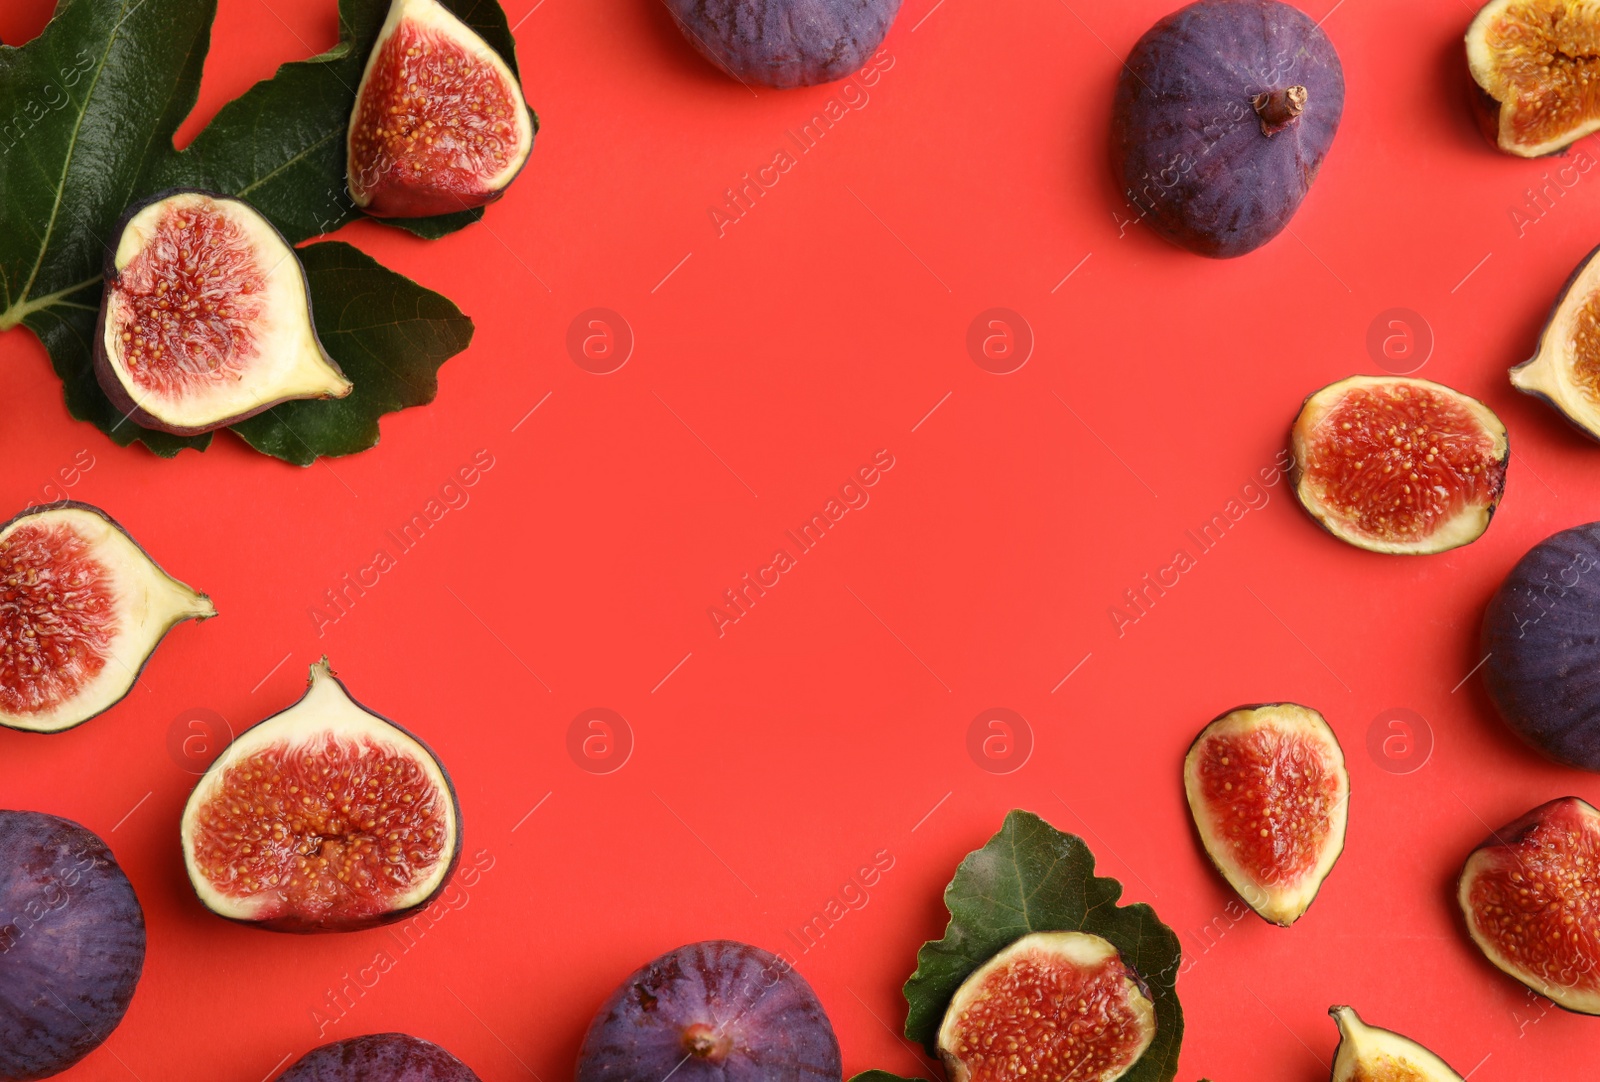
[
  {"left": 902, "top": 810, "right": 1184, "bottom": 1082},
  {"left": 0, "top": 0, "right": 519, "bottom": 461},
  {"left": 229, "top": 242, "right": 472, "bottom": 465}
]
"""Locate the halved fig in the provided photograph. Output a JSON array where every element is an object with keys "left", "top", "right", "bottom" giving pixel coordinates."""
[
  {"left": 577, "top": 940, "right": 841, "bottom": 1082},
  {"left": 0, "top": 502, "right": 214, "bottom": 735},
  {"left": 1510, "top": 244, "right": 1600, "bottom": 441},
  {"left": 1184, "top": 704, "right": 1349, "bottom": 927},
  {"left": 1467, "top": 1, "right": 1600, "bottom": 157},
  {"left": 180, "top": 659, "right": 461, "bottom": 933},
  {"left": 0, "top": 811, "right": 146, "bottom": 1082},
  {"left": 1289, "top": 376, "right": 1509, "bottom": 555},
  {"left": 937, "top": 931, "right": 1156, "bottom": 1082},
  {"left": 94, "top": 190, "right": 351, "bottom": 436},
  {"left": 1457, "top": 796, "right": 1600, "bottom": 1014},
  {"left": 348, "top": 0, "right": 537, "bottom": 218},
  {"left": 277, "top": 1033, "right": 481, "bottom": 1081},
  {"left": 1329, "top": 1007, "right": 1465, "bottom": 1082}
]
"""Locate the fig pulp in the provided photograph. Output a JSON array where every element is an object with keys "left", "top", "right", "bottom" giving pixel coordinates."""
[
  {"left": 1481, "top": 521, "right": 1600, "bottom": 770},
  {"left": 95, "top": 190, "right": 351, "bottom": 436},
  {"left": 0, "top": 811, "right": 146, "bottom": 1082},
  {"left": 1467, "top": 1, "right": 1600, "bottom": 157},
  {"left": 1112, "top": 0, "right": 1345, "bottom": 257},
  {"left": 1328, "top": 1007, "right": 1465, "bottom": 1082},
  {"left": 1458, "top": 796, "right": 1600, "bottom": 1014},
  {"left": 1510, "top": 243, "right": 1600, "bottom": 441},
  {"left": 1184, "top": 703, "right": 1348, "bottom": 926},
  {"left": 180, "top": 659, "right": 461, "bottom": 932},
  {"left": 664, "top": 0, "right": 903, "bottom": 88},
  {"left": 577, "top": 941, "right": 841, "bottom": 1082},
  {"left": 936, "top": 931, "right": 1156, "bottom": 1082},
  {"left": 348, "top": 0, "right": 537, "bottom": 218},
  {"left": 276, "top": 1033, "right": 481, "bottom": 1081},
  {"left": 0, "top": 502, "right": 214, "bottom": 734},
  {"left": 1290, "top": 376, "right": 1509, "bottom": 555}
]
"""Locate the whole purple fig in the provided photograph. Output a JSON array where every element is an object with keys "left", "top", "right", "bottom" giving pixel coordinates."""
[
  {"left": 0, "top": 811, "right": 146, "bottom": 1082},
  {"left": 276, "top": 1033, "right": 481, "bottom": 1081},
  {"left": 664, "top": 0, "right": 902, "bottom": 88},
  {"left": 1112, "top": 0, "right": 1344, "bottom": 258},
  {"left": 577, "top": 941, "right": 841, "bottom": 1082}
]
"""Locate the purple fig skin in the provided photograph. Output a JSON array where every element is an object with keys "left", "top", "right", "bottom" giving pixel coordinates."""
[
  {"left": 276, "top": 1034, "right": 482, "bottom": 1081},
  {"left": 1112, "top": 0, "right": 1345, "bottom": 258},
  {"left": 0, "top": 811, "right": 146, "bottom": 1082},
  {"left": 577, "top": 941, "right": 842, "bottom": 1082},
  {"left": 664, "top": 0, "right": 902, "bottom": 88},
  {"left": 1482, "top": 521, "right": 1600, "bottom": 771}
]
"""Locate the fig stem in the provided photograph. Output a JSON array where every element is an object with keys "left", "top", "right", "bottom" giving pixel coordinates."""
[{"left": 1253, "top": 86, "right": 1307, "bottom": 136}]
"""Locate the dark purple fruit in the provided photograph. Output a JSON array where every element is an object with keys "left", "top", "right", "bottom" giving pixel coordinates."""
[
  {"left": 1112, "top": 0, "right": 1345, "bottom": 258},
  {"left": 937, "top": 931, "right": 1156, "bottom": 1082},
  {"left": 180, "top": 659, "right": 461, "bottom": 932},
  {"left": 348, "top": 0, "right": 536, "bottom": 217},
  {"left": 0, "top": 811, "right": 146, "bottom": 1082},
  {"left": 95, "top": 190, "right": 351, "bottom": 435},
  {"left": 577, "top": 941, "right": 841, "bottom": 1082},
  {"left": 1457, "top": 797, "right": 1600, "bottom": 1014},
  {"left": 276, "top": 1033, "right": 481, "bottom": 1081},
  {"left": 664, "top": 0, "right": 903, "bottom": 88},
  {"left": 1482, "top": 522, "right": 1600, "bottom": 771},
  {"left": 0, "top": 502, "right": 215, "bottom": 734}
]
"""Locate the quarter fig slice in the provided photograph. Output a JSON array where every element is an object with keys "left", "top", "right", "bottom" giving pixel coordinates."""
[
  {"left": 936, "top": 931, "right": 1156, "bottom": 1082},
  {"left": 1328, "top": 1007, "right": 1465, "bottom": 1082},
  {"left": 0, "top": 811, "right": 146, "bottom": 1082},
  {"left": 347, "top": 0, "right": 537, "bottom": 218},
  {"left": 1467, "top": 0, "right": 1600, "bottom": 157},
  {"left": 180, "top": 659, "right": 461, "bottom": 933},
  {"left": 276, "top": 1033, "right": 482, "bottom": 1081},
  {"left": 1289, "top": 376, "right": 1509, "bottom": 555},
  {"left": 1457, "top": 797, "right": 1600, "bottom": 1015},
  {"left": 0, "top": 502, "right": 214, "bottom": 735},
  {"left": 1510, "top": 243, "right": 1600, "bottom": 441},
  {"left": 577, "top": 941, "right": 841, "bottom": 1082},
  {"left": 94, "top": 190, "right": 352, "bottom": 436},
  {"left": 1184, "top": 704, "right": 1349, "bottom": 927}
]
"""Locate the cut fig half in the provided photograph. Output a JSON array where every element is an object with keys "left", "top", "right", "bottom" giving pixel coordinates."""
[
  {"left": 1458, "top": 796, "right": 1600, "bottom": 1014},
  {"left": 1329, "top": 1007, "right": 1465, "bottom": 1082},
  {"left": 937, "top": 931, "right": 1156, "bottom": 1082},
  {"left": 348, "top": 0, "right": 537, "bottom": 218},
  {"left": 180, "top": 659, "right": 461, "bottom": 933},
  {"left": 0, "top": 502, "right": 214, "bottom": 734},
  {"left": 1184, "top": 704, "right": 1349, "bottom": 927},
  {"left": 1511, "top": 244, "right": 1600, "bottom": 441},
  {"left": 95, "top": 190, "right": 352, "bottom": 436},
  {"left": 1290, "top": 376, "right": 1509, "bottom": 555},
  {"left": 1467, "top": 1, "right": 1600, "bottom": 157}
]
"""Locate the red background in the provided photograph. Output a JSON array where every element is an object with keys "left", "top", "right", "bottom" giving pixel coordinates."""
[{"left": 2, "top": 0, "right": 1597, "bottom": 1078}]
